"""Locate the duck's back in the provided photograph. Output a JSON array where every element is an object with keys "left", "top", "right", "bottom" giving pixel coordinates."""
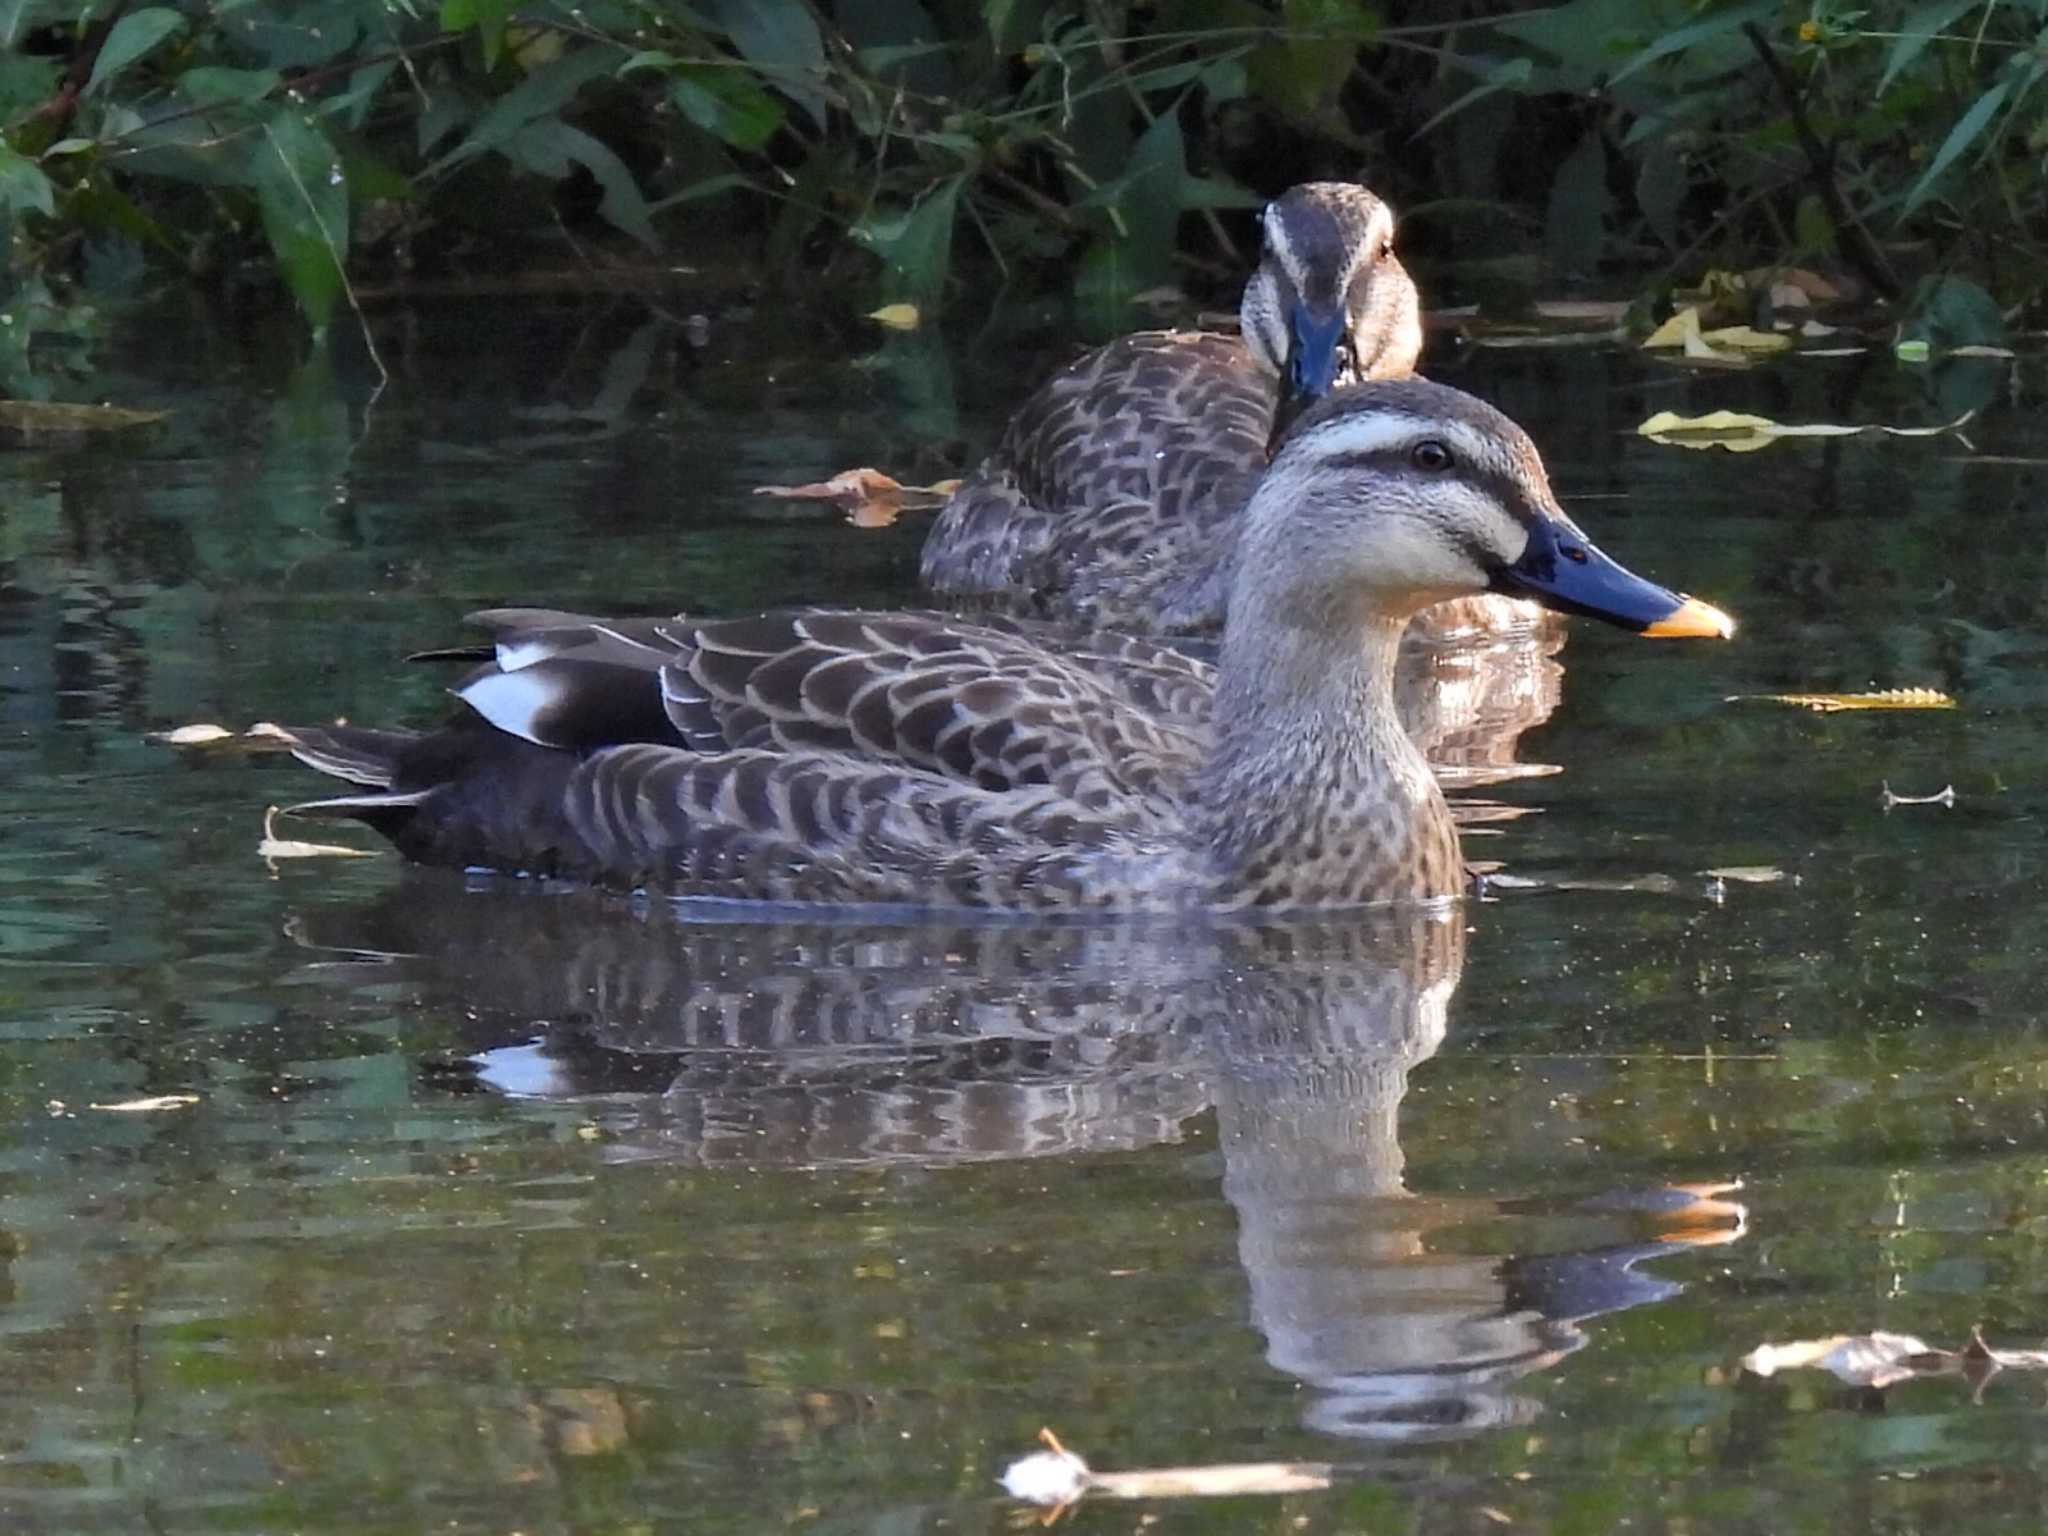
[{"left": 923, "top": 330, "right": 1273, "bottom": 632}]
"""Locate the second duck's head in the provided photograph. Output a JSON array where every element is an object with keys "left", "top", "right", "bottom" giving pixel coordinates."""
[
  {"left": 1232, "top": 378, "right": 1736, "bottom": 644},
  {"left": 1241, "top": 183, "right": 1425, "bottom": 448}
]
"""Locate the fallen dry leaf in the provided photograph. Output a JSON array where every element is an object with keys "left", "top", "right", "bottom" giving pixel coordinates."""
[
  {"left": 1001, "top": 1426, "right": 1335, "bottom": 1510},
  {"left": 89, "top": 1094, "right": 201, "bottom": 1112},
  {"left": 1639, "top": 409, "right": 1973, "bottom": 452},
  {"left": 866, "top": 302, "right": 920, "bottom": 331},
  {"left": 258, "top": 806, "right": 378, "bottom": 862},
  {"left": 1744, "top": 1328, "right": 2048, "bottom": 1391},
  {"left": 1725, "top": 687, "right": 1956, "bottom": 712},
  {"left": 1881, "top": 781, "right": 1956, "bottom": 810},
  {"left": 0, "top": 399, "right": 169, "bottom": 433},
  {"left": 753, "top": 468, "right": 961, "bottom": 529},
  {"left": 1743, "top": 1332, "right": 1937, "bottom": 1388},
  {"left": 1642, "top": 308, "right": 1797, "bottom": 366},
  {"left": 149, "top": 723, "right": 238, "bottom": 746}
]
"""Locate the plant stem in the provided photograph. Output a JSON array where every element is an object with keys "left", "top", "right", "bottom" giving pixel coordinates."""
[{"left": 1740, "top": 21, "right": 1901, "bottom": 299}]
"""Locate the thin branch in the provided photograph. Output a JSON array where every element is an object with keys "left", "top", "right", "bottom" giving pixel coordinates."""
[{"left": 1741, "top": 21, "right": 1902, "bottom": 299}]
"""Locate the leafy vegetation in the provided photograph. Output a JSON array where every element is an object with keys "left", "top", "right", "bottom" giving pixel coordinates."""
[{"left": 3, "top": 0, "right": 2046, "bottom": 385}]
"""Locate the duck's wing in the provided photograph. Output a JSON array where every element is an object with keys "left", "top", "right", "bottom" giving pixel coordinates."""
[
  {"left": 656, "top": 610, "right": 1206, "bottom": 806},
  {"left": 921, "top": 331, "right": 1274, "bottom": 631},
  {"left": 276, "top": 608, "right": 1210, "bottom": 901}
]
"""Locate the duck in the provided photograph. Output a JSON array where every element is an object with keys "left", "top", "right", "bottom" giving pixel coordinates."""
[
  {"left": 919, "top": 181, "right": 1536, "bottom": 640},
  {"left": 266, "top": 379, "right": 1732, "bottom": 912}
]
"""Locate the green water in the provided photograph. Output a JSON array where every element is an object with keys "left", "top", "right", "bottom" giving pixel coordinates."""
[{"left": 2, "top": 298, "right": 2046, "bottom": 1533}]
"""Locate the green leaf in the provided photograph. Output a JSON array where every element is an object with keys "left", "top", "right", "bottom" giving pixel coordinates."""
[
  {"left": 1605, "top": 0, "right": 1776, "bottom": 87},
  {"left": 431, "top": 46, "right": 622, "bottom": 171},
  {"left": 1543, "top": 129, "right": 1609, "bottom": 279},
  {"left": 501, "top": 120, "right": 658, "bottom": 247},
  {"left": 0, "top": 52, "right": 58, "bottom": 118},
  {"left": 324, "top": 60, "right": 397, "bottom": 129},
  {"left": 854, "top": 175, "right": 963, "bottom": 306},
  {"left": 1248, "top": 0, "right": 1371, "bottom": 116},
  {"left": 709, "top": 0, "right": 828, "bottom": 129},
  {"left": 1898, "top": 79, "right": 2010, "bottom": 216},
  {"left": 669, "top": 64, "right": 784, "bottom": 149},
  {"left": 1898, "top": 273, "right": 2009, "bottom": 351},
  {"left": 177, "top": 67, "right": 282, "bottom": 107},
  {"left": 253, "top": 110, "right": 348, "bottom": 332},
  {"left": 1414, "top": 56, "right": 1532, "bottom": 139},
  {"left": 0, "top": 144, "right": 54, "bottom": 217},
  {"left": 1109, "top": 110, "right": 1183, "bottom": 266},
  {"left": 1635, "top": 135, "right": 1683, "bottom": 250},
  {"left": 85, "top": 7, "right": 187, "bottom": 95},
  {"left": 1879, "top": 0, "right": 1983, "bottom": 96},
  {"left": 441, "top": 0, "right": 517, "bottom": 69}
]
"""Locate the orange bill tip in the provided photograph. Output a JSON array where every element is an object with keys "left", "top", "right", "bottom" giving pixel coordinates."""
[{"left": 1642, "top": 596, "right": 1737, "bottom": 640}]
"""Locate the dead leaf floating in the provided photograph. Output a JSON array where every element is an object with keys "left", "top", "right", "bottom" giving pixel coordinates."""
[
  {"left": 752, "top": 468, "right": 961, "bottom": 530},
  {"left": 258, "top": 806, "right": 378, "bottom": 863},
  {"left": 89, "top": 1094, "right": 201, "bottom": 1113},
  {"left": 865, "top": 302, "right": 920, "bottom": 331},
  {"left": 1640, "top": 410, "right": 1974, "bottom": 453},
  {"left": 1744, "top": 1327, "right": 2048, "bottom": 1393},
  {"left": 1881, "top": 781, "right": 1955, "bottom": 810},
  {"left": 1640, "top": 307, "right": 1793, "bottom": 366},
  {"left": 1725, "top": 688, "right": 1957, "bottom": 712},
  {"left": 1001, "top": 1427, "right": 1335, "bottom": 1512},
  {"left": 0, "top": 399, "right": 169, "bottom": 434}
]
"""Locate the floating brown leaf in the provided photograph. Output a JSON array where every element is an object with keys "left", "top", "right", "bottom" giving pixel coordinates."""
[
  {"left": 753, "top": 468, "right": 961, "bottom": 529},
  {"left": 1725, "top": 688, "right": 1956, "bottom": 712},
  {"left": 1642, "top": 410, "right": 1972, "bottom": 452},
  {"left": 0, "top": 399, "right": 169, "bottom": 433}
]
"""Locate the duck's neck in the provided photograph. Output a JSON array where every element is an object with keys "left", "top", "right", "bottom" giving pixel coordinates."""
[{"left": 1193, "top": 600, "right": 1460, "bottom": 907}]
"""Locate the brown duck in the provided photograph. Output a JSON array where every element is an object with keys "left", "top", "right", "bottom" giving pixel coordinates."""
[
  {"left": 920, "top": 182, "right": 1534, "bottom": 639},
  {"left": 269, "top": 379, "right": 1731, "bottom": 911}
]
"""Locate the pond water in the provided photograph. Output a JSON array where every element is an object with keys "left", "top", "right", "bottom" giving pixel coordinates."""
[{"left": 2, "top": 293, "right": 2046, "bottom": 1533}]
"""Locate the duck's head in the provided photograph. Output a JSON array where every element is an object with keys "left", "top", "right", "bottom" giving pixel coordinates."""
[
  {"left": 1234, "top": 379, "right": 1736, "bottom": 640},
  {"left": 1241, "top": 183, "right": 1425, "bottom": 451}
]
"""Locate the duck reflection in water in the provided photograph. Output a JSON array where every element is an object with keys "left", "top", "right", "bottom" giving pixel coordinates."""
[{"left": 292, "top": 877, "right": 1743, "bottom": 1445}]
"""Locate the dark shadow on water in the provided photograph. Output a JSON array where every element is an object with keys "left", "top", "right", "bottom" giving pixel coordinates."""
[{"left": 291, "top": 876, "right": 1743, "bottom": 1445}]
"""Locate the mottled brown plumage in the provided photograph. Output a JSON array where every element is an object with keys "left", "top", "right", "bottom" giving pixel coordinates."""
[
  {"left": 266, "top": 379, "right": 1728, "bottom": 911},
  {"left": 921, "top": 182, "right": 1540, "bottom": 640}
]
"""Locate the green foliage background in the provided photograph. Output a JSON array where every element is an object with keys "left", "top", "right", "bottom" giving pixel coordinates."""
[{"left": 5, "top": 0, "right": 2048, "bottom": 369}]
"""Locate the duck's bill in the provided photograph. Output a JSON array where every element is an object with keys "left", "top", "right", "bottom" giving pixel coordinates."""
[
  {"left": 1490, "top": 519, "right": 1736, "bottom": 638},
  {"left": 1269, "top": 304, "right": 1353, "bottom": 451}
]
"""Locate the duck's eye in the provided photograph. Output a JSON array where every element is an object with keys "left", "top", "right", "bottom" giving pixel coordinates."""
[
  {"left": 1561, "top": 543, "right": 1589, "bottom": 564},
  {"left": 1410, "top": 439, "right": 1454, "bottom": 472}
]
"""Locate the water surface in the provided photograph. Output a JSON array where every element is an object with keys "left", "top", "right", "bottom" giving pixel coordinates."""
[{"left": 1, "top": 298, "right": 2045, "bottom": 1532}]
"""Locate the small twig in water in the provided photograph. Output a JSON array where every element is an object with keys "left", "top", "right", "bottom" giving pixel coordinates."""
[{"left": 1880, "top": 780, "right": 1956, "bottom": 810}]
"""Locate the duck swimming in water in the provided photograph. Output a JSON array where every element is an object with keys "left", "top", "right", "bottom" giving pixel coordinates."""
[
  {"left": 267, "top": 379, "right": 1731, "bottom": 911},
  {"left": 919, "top": 182, "right": 1536, "bottom": 640}
]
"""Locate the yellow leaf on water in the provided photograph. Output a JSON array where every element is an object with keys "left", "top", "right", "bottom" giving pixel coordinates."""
[
  {"left": 1637, "top": 409, "right": 1783, "bottom": 451},
  {"left": 0, "top": 399, "right": 169, "bottom": 433},
  {"left": 1639, "top": 409, "right": 1974, "bottom": 451},
  {"left": 866, "top": 303, "right": 921, "bottom": 331},
  {"left": 258, "top": 806, "right": 378, "bottom": 862},
  {"left": 1724, "top": 688, "right": 1957, "bottom": 712},
  {"left": 1641, "top": 307, "right": 1705, "bottom": 350},
  {"left": 1699, "top": 324, "right": 1794, "bottom": 354}
]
